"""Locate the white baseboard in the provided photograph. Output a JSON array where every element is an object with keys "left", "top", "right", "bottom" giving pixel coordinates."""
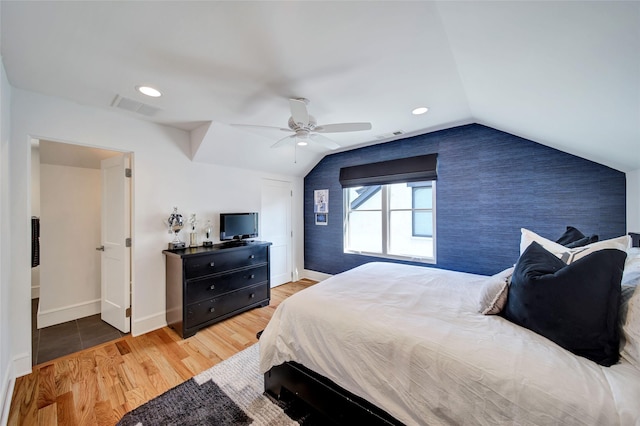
[
  {"left": 132, "top": 311, "right": 166, "bottom": 337},
  {"left": 12, "top": 353, "right": 31, "bottom": 379},
  {"left": 302, "top": 269, "right": 332, "bottom": 282},
  {"left": 1, "top": 362, "right": 15, "bottom": 426},
  {"left": 0, "top": 352, "right": 31, "bottom": 424},
  {"left": 37, "top": 298, "right": 100, "bottom": 329}
]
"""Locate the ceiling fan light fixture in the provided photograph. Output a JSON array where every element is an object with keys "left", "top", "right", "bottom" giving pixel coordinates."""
[
  {"left": 136, "top": 85, "right": 162, "bottom": 98},
  {"left": 234, "top": 98, "right": 370, "bottom": 151},
  {"left": 412, "top": 106, "right": 429, "bottom": 115}
]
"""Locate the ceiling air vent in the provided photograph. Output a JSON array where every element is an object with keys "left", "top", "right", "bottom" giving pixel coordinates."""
[
  {"left": 375, "top": 130, "right": 404, "bottom": 140},
  {"left": 111, "top": 95, "right": 161, "bottom": 117}
]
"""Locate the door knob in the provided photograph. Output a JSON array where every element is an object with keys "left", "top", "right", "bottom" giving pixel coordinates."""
[{"left": 96, "top": 246, "right": 105, "bottom": 251}]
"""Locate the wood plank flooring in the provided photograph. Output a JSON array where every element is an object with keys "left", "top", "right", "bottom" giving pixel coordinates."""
[{"left": 8, "top": 279, "right": 316, "bottom": 426}]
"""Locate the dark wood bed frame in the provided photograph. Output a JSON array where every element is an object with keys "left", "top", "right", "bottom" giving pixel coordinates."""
[
  {"left": 264, "top": 361, "right": 404, "bottom": 425},
  {"left": 263, "top": 233, "right": 640, "bottom": 425}
]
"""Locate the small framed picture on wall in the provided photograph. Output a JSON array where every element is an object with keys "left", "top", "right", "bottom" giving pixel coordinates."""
[
  {"left": 315, "top": 213, "right": 328, "bottom": 225},
  {"left": 314, "top": 189, "right": 328, "bottom": 213}
]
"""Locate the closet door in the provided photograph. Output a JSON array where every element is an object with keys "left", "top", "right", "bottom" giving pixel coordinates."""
[
  {"left": 261, "top": 179, "right": 292, "bottom": 286},
  {"left": 100, "top": 154, "right": 131, "bottom": 333}
]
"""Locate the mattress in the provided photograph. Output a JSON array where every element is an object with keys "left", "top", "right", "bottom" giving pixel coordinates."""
[{"left": 259, "top": 262, "right": 640, "bottom": 425}]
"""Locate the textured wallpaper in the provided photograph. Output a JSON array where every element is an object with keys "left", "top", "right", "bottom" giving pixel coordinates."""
[{"left": 304, "top": 124, "right": 626, "bottom": 276}]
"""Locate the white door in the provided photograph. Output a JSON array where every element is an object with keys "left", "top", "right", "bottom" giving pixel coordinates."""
[
  {"left": 100, "top": 154, "right": 131, "bottom": 333},
  {"left": 261, "top": 179, "right": 292, "bottom": 286}
]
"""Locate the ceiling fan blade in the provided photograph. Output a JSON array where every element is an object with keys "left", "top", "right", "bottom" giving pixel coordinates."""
[
  {"left": 289, "top": 98, "right": 310, "bottom": 126},
  {"left": 314, "top": 122, "right": 372, "bottom": 133},
  {"left": 231, "top": 124, "right": 291, "bottom": 132},
  {"left": 271, "top": 134, "right": 296, "bottom": 148},
  {"left": 309, "top": 133, "right": 340, "bottom": 150}
]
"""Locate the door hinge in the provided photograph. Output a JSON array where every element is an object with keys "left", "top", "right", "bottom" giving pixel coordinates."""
[
  {"left": 126, "top": 307, "right": 131, "bottom": 318},
  {"left": 125, "top": 168, "right": 132, "bottom": 178},
  {"left": 126, "top": 238, "right": 132, "bottom": 247}
]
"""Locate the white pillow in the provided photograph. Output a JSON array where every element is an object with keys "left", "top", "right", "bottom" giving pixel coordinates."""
[
  {"left": 520, "top": 228, "right": 631, "bottom": 264},
  {"left": 623, "top": 247, "right": 640, "bottom": 287},
  {"left": 478, "top": 267, "right": 514, "bottom": 315},
  {"left": 620, "top": 285, "right": 640, "bottom": 368}
]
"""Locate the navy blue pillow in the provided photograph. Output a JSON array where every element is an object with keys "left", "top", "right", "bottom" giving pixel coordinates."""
[
  {"left": 503, "top": 241, "right": 626, "bottom": 366},
  {"left": 555, "top": 226, "right": 598, "bottom": 248},
  {"left": 564, "top": 235, "right": 599, "bottom": 249}
]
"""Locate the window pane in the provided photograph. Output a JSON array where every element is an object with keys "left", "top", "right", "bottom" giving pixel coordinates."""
[
  {"left": 389, "top": 211, "right": 434, "bottom": 258},
  {"left": 389, "top": 183, "right": 412, "bottom": 209},
  {"left": 347, "top": 211, "right": 382, "bottom": 253},
  {"left": 413, "top": 186, "right": 432, "bottom": 209},
  {"left": 347, "top": 186, "right": 381, "bottom": 210},
  {"left": 413, "top": 211, "right": 432, "bottom": 237}
]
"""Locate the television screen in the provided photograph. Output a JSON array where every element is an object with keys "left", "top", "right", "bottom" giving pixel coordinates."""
[{"left": 220, "top": 212, "right": 258, "bottom": 241}]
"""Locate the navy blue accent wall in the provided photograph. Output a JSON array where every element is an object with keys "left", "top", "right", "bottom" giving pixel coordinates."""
[{"left": 304, "top": 124, "right": 626, "bottom": 276}]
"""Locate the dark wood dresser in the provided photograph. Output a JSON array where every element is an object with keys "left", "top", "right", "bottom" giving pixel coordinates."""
[{"left": 163, "top": 241, "right": 271, "bottom": 338}]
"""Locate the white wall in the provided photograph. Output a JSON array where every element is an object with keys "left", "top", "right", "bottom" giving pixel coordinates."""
[
  {"left": 38, "top": 164, "right": 102, "bottom": 328},
  {"left": 628, "top": 169, "right": 640, "bottom": 233},
  {"left": 1, "top": 57, "right": 15, "bottom": 426},
  {"left": 8, "top": 88, "right": 304, "bottom": 377}
]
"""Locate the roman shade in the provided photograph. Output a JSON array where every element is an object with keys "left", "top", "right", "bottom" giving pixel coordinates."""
[{"left": 339, "top": 154, "right": 438, "bottom": 188}]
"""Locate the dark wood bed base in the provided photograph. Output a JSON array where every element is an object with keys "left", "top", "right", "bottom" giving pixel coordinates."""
[{"left": 264, "top": 361, "right": 404, "bottom": 425}]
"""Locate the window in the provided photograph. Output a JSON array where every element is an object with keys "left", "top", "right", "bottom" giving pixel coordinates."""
[
  {"left": 344, "top": 181, "right": 435, "bottom": 262},
  {"left": 411, "top": 183, "right": 433, "bottom": 237}
]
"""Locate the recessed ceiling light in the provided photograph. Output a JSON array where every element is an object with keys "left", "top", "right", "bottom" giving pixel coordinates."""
[
  {"left": 412, "top": 106, "right": 429, "bottom": 115},
  {"left": 136, "top": 85, "right": 162, "bottom": 98}
]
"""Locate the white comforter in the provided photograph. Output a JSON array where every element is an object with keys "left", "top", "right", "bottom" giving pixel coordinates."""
[{"left": 259, "top": 262, "right": 640, "bottom": 425}]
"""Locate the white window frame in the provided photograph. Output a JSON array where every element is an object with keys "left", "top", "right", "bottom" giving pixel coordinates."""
[{"left": 343, "top": 181, "right": 436, "bottom": 263}]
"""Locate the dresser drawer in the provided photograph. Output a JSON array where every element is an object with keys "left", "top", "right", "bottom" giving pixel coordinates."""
[
  {"left": 186, "top": 265, "right": 268, "bottom": 303},
  {"left": 184, "top": 246, "right": 267, "bottom": 279},
  {"left": 186, "top": 283, "right": 269, "bottom": 327}
]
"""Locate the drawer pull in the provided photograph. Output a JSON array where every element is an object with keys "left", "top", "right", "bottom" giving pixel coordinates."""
[
  {"left": 250, "top": 293, "right": 255, "bottom": 299},
  {"left": 249, "top": 274, "right": 255, "bottom": 280},
  {"left": 209, "top": 262, "right": 215, "bottom": 267},
  {"left": 209, "top": 284, "right": 215, "bottom": 290},
  {"left": 209, "top": 307, "right": 216, "bottom": 313},
  {"left": 249, "top": 255, "right": 255, "bottom": 259}
]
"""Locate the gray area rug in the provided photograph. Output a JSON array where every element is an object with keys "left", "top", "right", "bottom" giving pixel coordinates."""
[{"left": 117, "top": 343, "right": 323, "bottom": 426}]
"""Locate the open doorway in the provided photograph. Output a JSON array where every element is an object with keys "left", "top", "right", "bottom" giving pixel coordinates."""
[{"left": 31, "top": 139, "right": 132, "bottom": 364}]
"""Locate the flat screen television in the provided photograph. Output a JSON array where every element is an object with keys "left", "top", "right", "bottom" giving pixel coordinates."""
[{"left": 220, "top": 212, "right": 258, "bottom": 241}]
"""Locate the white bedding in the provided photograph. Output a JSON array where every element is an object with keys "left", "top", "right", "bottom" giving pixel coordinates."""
[{"left": 259, "top": 262, "right": 640, "bottom": 425}]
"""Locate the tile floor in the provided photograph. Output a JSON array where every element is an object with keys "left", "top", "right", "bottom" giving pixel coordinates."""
[{"left": 31, "top": 299, "right": 127, "bottom": 365}]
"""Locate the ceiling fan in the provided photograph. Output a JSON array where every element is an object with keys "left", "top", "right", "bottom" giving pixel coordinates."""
[{"left": 232, "top": 98, "right": 372, "bottom": 150}]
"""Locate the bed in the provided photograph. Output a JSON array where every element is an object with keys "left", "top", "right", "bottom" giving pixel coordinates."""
[{"left": 259, "top": 230, "right": 640, "bottom": 425}]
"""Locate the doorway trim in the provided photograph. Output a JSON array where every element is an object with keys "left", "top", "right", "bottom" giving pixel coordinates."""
[{"left": 29, "top": 136, "right": 134, "bottom": 346}]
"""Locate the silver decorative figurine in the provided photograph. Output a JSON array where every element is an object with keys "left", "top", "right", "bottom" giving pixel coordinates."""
[
  {"left": 188, "top": 213, "right": 198, "bottom": 247},
  {"left": 167, "top": 207, "right": 185, "bottom": 249},
  {"left": 203, "top": 219, "right": 213, "bottom": 247}
]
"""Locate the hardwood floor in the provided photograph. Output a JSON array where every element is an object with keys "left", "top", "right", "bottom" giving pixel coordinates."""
[{"left": 8, "top": 279, "right": 316, "bottom": 426}]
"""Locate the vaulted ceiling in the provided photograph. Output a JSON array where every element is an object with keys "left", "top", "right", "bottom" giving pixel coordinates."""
[{"left": 2, "top": 1, "right": 638, "bottom": 176}]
